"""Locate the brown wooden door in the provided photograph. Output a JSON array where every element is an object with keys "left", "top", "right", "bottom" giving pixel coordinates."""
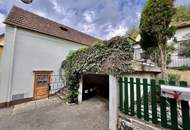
[{"left": 34, "top": 72, "right": 51, "bottom": 99}]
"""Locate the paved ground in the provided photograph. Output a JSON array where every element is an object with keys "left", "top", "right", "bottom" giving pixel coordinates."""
[{"left": 0, "top": 96, "right": 109, "bottom": 130}]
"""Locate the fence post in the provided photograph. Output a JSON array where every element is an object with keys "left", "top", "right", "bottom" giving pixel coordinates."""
[
  {"left": 159, "top": 80, "right": 168, "bottom": 128},
  {"left": 130, "top": 78, "right": 135, "bottom": 116},
  {"left": 119, "top": 78, "right": 123, "bottom": 111},
  {"left": 143, "top": 79, "right": 149, "bottom": 121},
  {"left": 136, "top": 78, "right": 141, "bottom": 119},
  {"left": 124, "top": 77, "right": 128, "bottom": 114},
  {"left": 180, "top": 81, "right": 190, "bottom": 130},
  {"left": 109, "top": 75, "right": 119, "bottom": 130},
  {"left": 169, "top": 81, "right": 178, "bottom": 130},
  {"left": 151, "top": 79, "right": 158, "bottom": 124}
]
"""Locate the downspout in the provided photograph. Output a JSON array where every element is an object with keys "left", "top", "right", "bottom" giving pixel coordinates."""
[{"left": 6, "top": 27, "right": 17, "bottom": 106}]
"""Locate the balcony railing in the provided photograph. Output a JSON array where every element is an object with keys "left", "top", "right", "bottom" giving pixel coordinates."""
[{"left": 168, "top": 55, "right": 190, "bottom": 68}]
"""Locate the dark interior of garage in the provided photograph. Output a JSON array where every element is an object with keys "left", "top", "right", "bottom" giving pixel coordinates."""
[{"left": 82, "top": 74, "right": 109, "bottom": 100}]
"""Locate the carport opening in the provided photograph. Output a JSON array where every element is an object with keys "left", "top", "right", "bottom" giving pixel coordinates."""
[{"left": 82, "top": 74, "right": 109, "bottom": 101}]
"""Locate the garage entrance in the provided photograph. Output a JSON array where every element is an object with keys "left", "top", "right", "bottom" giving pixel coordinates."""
[
  {"left": 79, "top": 75, "right": 119, "bottom": 130},
  {"left": 82, "top": 74, "right": 109, "bottom": 100}
]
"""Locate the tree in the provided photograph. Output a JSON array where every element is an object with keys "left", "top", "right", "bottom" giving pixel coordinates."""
[{"left": 140, "top": 0, "right": 176, "bottom": 80}]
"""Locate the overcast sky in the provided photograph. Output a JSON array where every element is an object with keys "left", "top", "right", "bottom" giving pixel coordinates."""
[{"left": 0, "top": 0, "right": 190, "bottom": 40}]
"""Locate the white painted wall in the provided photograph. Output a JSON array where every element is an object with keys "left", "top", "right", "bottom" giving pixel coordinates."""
[{"left": 0, "top": 25, "right": 86, "bottom": 103}]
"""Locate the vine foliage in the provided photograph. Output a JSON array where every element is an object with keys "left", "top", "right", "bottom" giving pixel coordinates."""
[{"left": 62, "top": 36, "right": 134, "bottom": 103}]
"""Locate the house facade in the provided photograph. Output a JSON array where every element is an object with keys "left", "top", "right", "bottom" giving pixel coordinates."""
[{"left": 0, "top": 6, "right": 98, "bottom": 107}]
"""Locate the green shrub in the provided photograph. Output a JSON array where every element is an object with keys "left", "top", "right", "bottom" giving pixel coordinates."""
[{"left": 168, "top": 73, "right": 181, "bottom": 82}]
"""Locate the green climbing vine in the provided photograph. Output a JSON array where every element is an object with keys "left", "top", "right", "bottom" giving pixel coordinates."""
[{"left": 61, "top": 36, "right": 134, "bottom": 103}]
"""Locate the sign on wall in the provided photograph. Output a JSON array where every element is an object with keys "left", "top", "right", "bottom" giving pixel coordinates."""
[{"left": 161, "top": 85, "right": 190, "bottom": 101}]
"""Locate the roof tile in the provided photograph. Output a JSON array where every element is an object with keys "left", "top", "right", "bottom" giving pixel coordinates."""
[{"left": 4, "top": 6, "right": 99, "bottom": 46}]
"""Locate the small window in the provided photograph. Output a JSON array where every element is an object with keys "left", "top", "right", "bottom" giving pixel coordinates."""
[
  {"left": 37, "top": 75, "right": 49, "bottom": 87},
  {"left": 60, "top": 26, "right": 68, "bottom": 31}
]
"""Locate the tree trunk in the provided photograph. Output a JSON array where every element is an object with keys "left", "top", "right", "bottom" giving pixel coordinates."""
[
  {"left": 159, "top": 44, "right": 167, "bottom": 80},
  {"left": 163, "top": 43, "right": 167, "bottom": 80}
]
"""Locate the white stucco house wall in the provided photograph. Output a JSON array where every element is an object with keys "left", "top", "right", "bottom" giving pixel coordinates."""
[{"left": 0, "top": 6, "right": 98, "bottom": 107}]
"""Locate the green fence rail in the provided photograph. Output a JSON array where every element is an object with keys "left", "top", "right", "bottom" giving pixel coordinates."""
[{"left": 119, "top": 77, "right": 190, "bottom": 130}]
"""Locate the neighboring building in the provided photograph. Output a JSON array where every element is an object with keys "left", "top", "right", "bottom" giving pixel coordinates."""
[
  {"left": 168, "top": 22, "right": 190, "bottom": 85},
  {"left": 134, "top": 23, "right": 190, "bottom": 68},
  {"left": 133, "top": 23, "right": 190, "bottom": 85},
  {"left": 0, "top": 6, "right": 98, "bottom": 107},
  {"left": 168, "top": 23, "right": 190, "bottom": 68}
]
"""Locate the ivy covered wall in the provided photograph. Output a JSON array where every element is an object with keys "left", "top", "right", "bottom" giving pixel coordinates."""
[{"left": 61, "top": 36, "right": 134, "bottom": 103}]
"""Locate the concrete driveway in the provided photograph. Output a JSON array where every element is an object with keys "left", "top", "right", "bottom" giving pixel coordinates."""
[{"left": 0, "top": 96, "right": 109, "bottom": 130}]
